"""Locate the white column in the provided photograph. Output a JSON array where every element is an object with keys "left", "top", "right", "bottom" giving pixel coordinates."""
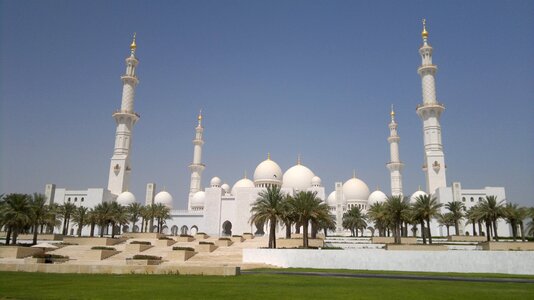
[
  {"left": 386, "top": 108, "right": 404, "bottom": 196},
  {"left": 188, "top": 112, "right": 205, "bottom": 209}
]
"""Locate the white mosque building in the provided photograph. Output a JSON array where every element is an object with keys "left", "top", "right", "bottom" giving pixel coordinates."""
[{"left": 44, "top": 22, "right": 509, "bottom": 238}]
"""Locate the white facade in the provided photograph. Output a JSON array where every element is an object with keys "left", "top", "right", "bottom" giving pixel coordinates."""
[{"left": 44, "top": 24, "right": 510, "bottom": 239}]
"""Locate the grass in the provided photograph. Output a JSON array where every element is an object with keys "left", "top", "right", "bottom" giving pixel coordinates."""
[{"left": 0, "top": 271, "right": 533, "bottom": 299}]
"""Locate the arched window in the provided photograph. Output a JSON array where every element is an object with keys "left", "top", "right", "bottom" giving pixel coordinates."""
[
  {"left": 470, "top": 197, "right": 474, "bottom": 202},
  {"left": 74, "top": 197, "right": 77, "bottom": 202},
  {"left": 81, "top": 197, "right": 84, "bottom": 202},
  {"left": 462, "top": 197, "right": 466, "bottom": 202},
  {"left": 68, "top": 197, "right": 71, "bottom": 202}
]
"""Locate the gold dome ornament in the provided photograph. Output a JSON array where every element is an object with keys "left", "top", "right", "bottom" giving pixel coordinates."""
[
  {"left": 130, "top": 32, "right": 137, "bottom": 55},
  {"left": 421, "top": 19, "right": 429, "bottom": 40}
]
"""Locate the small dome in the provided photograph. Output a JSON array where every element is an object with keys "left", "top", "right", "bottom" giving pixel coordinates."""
[
  {"left": 368, "top": 189, "right": 388, "bottom": 205},
  {"left": 231, "top": 177, "right": 255, "bottom": 195},
  {"left": 311, "top": 176, "right": 322, "bottom": 187},
  {"left": 117, "top": 191, "right": 136, "bottom": 206},
  {"left": 410, "top": 190, "right": 428, "bottom": 203},
  {"left": 342, "top": 177, "right": 370, "bottom": 201},
  {"left": 326, "top": 191, "right": 337, "bottom": 206},
  {"left": 210, "top": 176, "right": 222, "bottom": 187},
  {"left": 253, "top": 157, "right": 283, "bottom": 186},
  {"left": 282, "top": 164, "right": 315, "bottom": 191},
  {"left": 191, "top": 191, "right": 206, "bottom": 207},
  {"left": 154, "top": 191, "right": 173, "bottom": 209},
  {"left": 221, "top": 183, "right": 230, "bottom": 194}
]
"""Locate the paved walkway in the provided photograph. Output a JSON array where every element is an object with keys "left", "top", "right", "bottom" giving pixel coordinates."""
[{"left": 242, "top": 270, "right": 534, "bottom": 284}]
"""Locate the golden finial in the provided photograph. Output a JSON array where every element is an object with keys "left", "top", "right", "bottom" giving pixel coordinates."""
[
  {"left": 421, "top": 19, "right": 429, "bottom": 40},
  {"left": 267, "top": 153, "right": 271, "bottom": 160},
  {"left": 244, "top": 170, "right": 248, "bottom": 179},
  {"left": 390, "top": 104, "right": 395, "bottom": 122},
  {"left": 130, "top": 32, "right": 137, "bottom": 55},
  {"left": 352, "top": 169, "right": 356, "bottom": 178},
  {"left": 197, "top": 109, "right": 202, "bottom": 126},
  {"left": 297, "top": 154, "right": 301, "bottom": 165}
]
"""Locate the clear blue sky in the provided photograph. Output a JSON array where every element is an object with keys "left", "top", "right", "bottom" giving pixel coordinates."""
[{"left": 1, "top": 0, "right": 533, "bottom": 208}]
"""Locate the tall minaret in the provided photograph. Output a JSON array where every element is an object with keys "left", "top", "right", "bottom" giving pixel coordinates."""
[
  {"left": 107, "top": 34, "right": 140, "bottom": 196},
  {"left": 386, "top": 106, "right": 404, "bottom": 196},
  {"left": 416, "top": 19, "right": 447, "bottom": 194},
  {"left": 188, "top": 110, "right": 205, "bottom": 208}
]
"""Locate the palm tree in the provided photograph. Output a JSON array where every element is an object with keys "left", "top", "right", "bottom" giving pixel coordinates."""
[
  {"left": 93, "top": 202, "right": 112, "bottom": 237},
  {"left": 368, "top": 202, "right": 388, "bottom": 237},
  {"left": 29, "top": 193, "right": 48, "bottom": 245},
  {"left": 474, "top": 195, "right": 504, "bottom": 241},
  {"left": 503, "top": 203, "right": 522, "bottom": 242},
  {"left": 153, "top": 203, "right": 170, "bottom": 234},
  {"left": 517, "top": 207, "right": 529, "bottom": 242},
  {"left": 412, "top": 194, "right": 442, "bottom": 244},
  {"left": 250, "top": 185, "right": 284, "bottom": 249},
  {"left": 72, "top": 206, "right": 89, "bottom": 237},
  {"left": 315, "top": 209, "right": 336, "bottom": 238},
  {"left": 59, "top": 202, "right": 76, "bottom": 235},
  {"left": 86, "top": 208, "right": 98, "bottom": 237},
  {"left": 2, "top": 194, "right": 32, "bottom": 244},
  {"left": 109, "top": 202, "right": 129, "bottom": 237},
  {"left": 445, "top": 201, "right": 465, "bottom": 236},
  {"left": 288, "top": 191, "right": 329, "bottom": 248},
  {"left": 342, "top": 206, "right": 367, "bottom": 237},
  {"left": 139, "top": 205, "right": 149, "bottom": 233},
  {"left": 127, "top": 202, "right": 142, "bottom": 233},
  {"left": 437, "top": 213, "right": 454, "bottom": 236},
  {"left": 385, "top": 195, "right": 410, "bottom": 244},
  {"left": 465, "top": 206, "right": 479, "bottom": 236},
  {"left": 279, "top": 196, "right": 295, "bottom": 239}
]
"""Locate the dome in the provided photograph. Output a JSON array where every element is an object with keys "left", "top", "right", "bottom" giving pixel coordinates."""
[
  {"left": 410, "top": 190, "right": 428, "bottom": 203},
  {"left": 154, "top": 191, "right": 173, "bottom": 208},
  {"left": 368, "top": 189, "right": 388, "bottom": 205},
  {"left": 210, "top": 176, "right": 222, "bottom": 187},
  {"left": 253, "top": 157, "right": 283, "bottom": 186},
  {"left": 231, "top": 177, "right": 255, "bottom": 195},
  {"left": 282, "top": 164, "right": 315, "bottom": 191},
  {"left": 117, "top": 191, "right": 136, "bottom": 206},
  {"left": 342, "top": 177, "right": 370, "bottom": 201},
  {"left": 221, "top": 183, "right": 230, "bottom": 194},
  {"left": 326, "top": 191, "right": 337, "bottom": 206},
  {"left": 191, "top": 191, "right": 206, "bottom": 207},
  {"left": 311, "top": 176, "right": 322, "bottom": 187}
]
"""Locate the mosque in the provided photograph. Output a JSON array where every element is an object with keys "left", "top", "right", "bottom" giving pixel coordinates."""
[{"left": 44, "top": 22, "right": 509, "bottom": 238}]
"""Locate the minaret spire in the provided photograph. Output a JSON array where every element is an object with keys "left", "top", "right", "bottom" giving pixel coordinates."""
[
  {"left": 188, "top": 111, "right": 206, "bottom": 209},
  {"left": 416, "top": 19, "right": 447, "bottom": 193},
  {"left": 107, "top": 35, "right": 141, "bottom": 196},
  {"left": 387, "top": 105, "right": 404, "bottom": 196}
]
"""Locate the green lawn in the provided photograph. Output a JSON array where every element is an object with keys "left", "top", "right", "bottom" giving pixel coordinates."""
[{"left": 0, "top": 271, "right": 533, "bottom": 300}]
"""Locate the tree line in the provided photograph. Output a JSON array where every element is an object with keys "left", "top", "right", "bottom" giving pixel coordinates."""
[{"left": 0, "top": 193, "right": 171, "bottom": 245}]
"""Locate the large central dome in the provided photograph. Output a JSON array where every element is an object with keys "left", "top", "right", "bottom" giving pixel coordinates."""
[
  {"left": 282, "top": 163, "right": 315, "bottom": 191},
  {"left": 342, "top": 177, "right": 370, "bottom": 201},
  {"left": 253, "top": 155, "right": 283, "bottom": 187}
]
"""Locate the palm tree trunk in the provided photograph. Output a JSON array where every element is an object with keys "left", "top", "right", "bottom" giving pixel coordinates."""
[
  {"left": 420, "top": 221, "right": 426, "bottom": 244},
  {"left": 426, "top": 218, "right": 432, "bottom": 244},
  {"left": 454, "top": 220, "right": 459, "bottom": 236},
  {"left": 99, "top": 225, "right": 104, "bottom": 237},
  {"left": 32, "top": 224, "right": 38, "bottom": 245},
  {"left": 140, "top": 217, "right": 145, "bottom": 233},
  {"left": 311, "top": 223, "right": 317, "bottom": 239},
  {"left": 478, "top": 221, "right": 483, "bottom": 237},
  {"left": 285, "top": 221, "right": 291, "bottom": 239},
  {"left": 472, "top": 220, "right": 477, "bottom": 236},
  {"left": 90, "top": 223, "right": 95, "bottom": 237},
  {"left": 492, "top": 220, "right": 499, "bottom": 241},
  {"left": 302, "top": 221, "right": 309, "bottom": 248},
  {"left": 5, "top": 227, "right": 11, "bottom": 245},
  {"left": 511, "top": 221, "right": 517, "bottom": 242},
  {"left": 62, "top": 218, "right": 68, "bottom": 235},
  {"left": 270, "top": 218, "right": 276, "bottom": 249},
  {"left": 485, "top": 222, "right": 490, "bottom": 241},
  {"left": 446, "top": 225, "right": 450, "bottom": 237},
  {"left": 111, "top": 222, "right": 116, "bottom": 238},
  {"left": 12, "top": 228, "right": 19, "bottom": 245},
  {"left": 519, "top": 222, "right": 526, "bottom": 242},
  {"left": 295, "top": 222, "right": 301, "bottom": 234}
]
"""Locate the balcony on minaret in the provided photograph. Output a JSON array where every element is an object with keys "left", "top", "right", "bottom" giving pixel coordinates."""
[{"left": 113, "top": 109, "right": 140, "bottom": 119}]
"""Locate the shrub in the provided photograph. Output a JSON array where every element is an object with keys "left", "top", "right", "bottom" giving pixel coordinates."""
[
  {"left": 196, "top": 232, "right": 206, "bottom": 235},
  {"left": 60, "top": 242, "right": 78, "bottom": 246},
  {"left": 130, "top": 241, "right": 151, "bottom": 245},
  {"left": 91, "top": 246, "right": 116, "bottom": 251},
  {"left": 179, "top": 234, "right": 193, "bottom": 238},
  {"left": 158, "top": 237, "right": 172, "bottom": 240},
  {"left": 231, "top": 235, "right": 242, "bottom": 238},
  {"left": 172, "top": 247, "right": 195, "bottom": 251},
  {"left": 218, "top": 238, "right": 231, "bottom": 241},
  {"left": 199, "top": 241, "right": 214, "bottom": 245},
  {"left": 32, "top": 253, "right": 69, "bottom": 259},
  {"left": 132, "top": 255, "right": 161, "bottom": 260},
  {"left": 243, "top": 233, "right": 252, "bottom": 235}
]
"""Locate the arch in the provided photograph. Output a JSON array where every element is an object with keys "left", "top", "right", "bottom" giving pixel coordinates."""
[
  {"left": 222, "top": 220, "right": 232, "bottom": 236},
  {"left": 133, "top": 225, "right": 139, "bottom": 233},
  {"left": 122, "top": 225, "right": 130, "bottom": 233},
  {"left": 180, "top": 225, "right": 188, "bottom": 235},
  {"left": 171, "top": 225, "right": 179, "bottom": 236},
  {"left": 161, "top": 226, "right": 169, "bottom": 234},
  {"left": 190, "top": 225, "right": 199, "bottom": 235}
]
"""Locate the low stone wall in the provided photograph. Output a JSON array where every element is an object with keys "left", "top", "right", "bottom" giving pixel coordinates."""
[
  {"left": 215, "top": 240, "right": 233, "bottom": 247},
  {"left": 386, "top": 244, "right": 447, "bottom": 251},
  {"left": 243, "top": 233, "right": 254, "bottom": 240},
  {"left": 231, "top": 236, "right": 244, "bottom": 243},
  {"left": 167, "top": 250, "right": 196, "bottom": 261},
  {"left": 0, "top": 246, "right": 43, "bottom": 258},
  {"left": 276, "top": 238, "right": 324, "bottom": 248},
  {"left": 125, "top": 243, "right": 152, "bottom": 252},
  {"left": 126, "top": 259, "right": 162, "bottom": 266},
  {"left": 174, "top": 236, "right": 194, "bottom": 242},
  {"left": 243, "top": 248, "right": 534, "bottom": 275},
  {"left": 63, "top": 237, "right": 127, "bottom": 246},
  {"left": 83, "top": 250, "right": 120, "bottom": 260},
  {"left": 448, "top": 235, "right": 487, "bottom": 242},
  {"left": 196, "top": 244, "right": 217, "bottom": 253},
  {"left": 0, "top": 263, "right": 239, "bottom": 276},
  {"left": 2, "top": 234, "right": 64, "bottom": 241},
  {"left": 371, "top": 237, "right": 418, "bottom": 244},
  {"left": 155, "top": 239, "right": 176, "bottom": 247},
  {"left": 122, "top": 233, "right": 163, "bottom": 239},
  {"left": 481, "top": 242, "right": 534, "bottom": 251}
]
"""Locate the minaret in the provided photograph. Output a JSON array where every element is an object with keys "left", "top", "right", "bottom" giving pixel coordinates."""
[
  {"left": 416, "top": 19, "right": 447, "bottom": 193},
  {"left": 386, "top": 106, "right": 404, "bottom": 196},
  {"left": 188, "top": 110, "right": 205, "bottom": 209},
  {"left": 107, "top": 34, "right": 140, "bottom": 196}
]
